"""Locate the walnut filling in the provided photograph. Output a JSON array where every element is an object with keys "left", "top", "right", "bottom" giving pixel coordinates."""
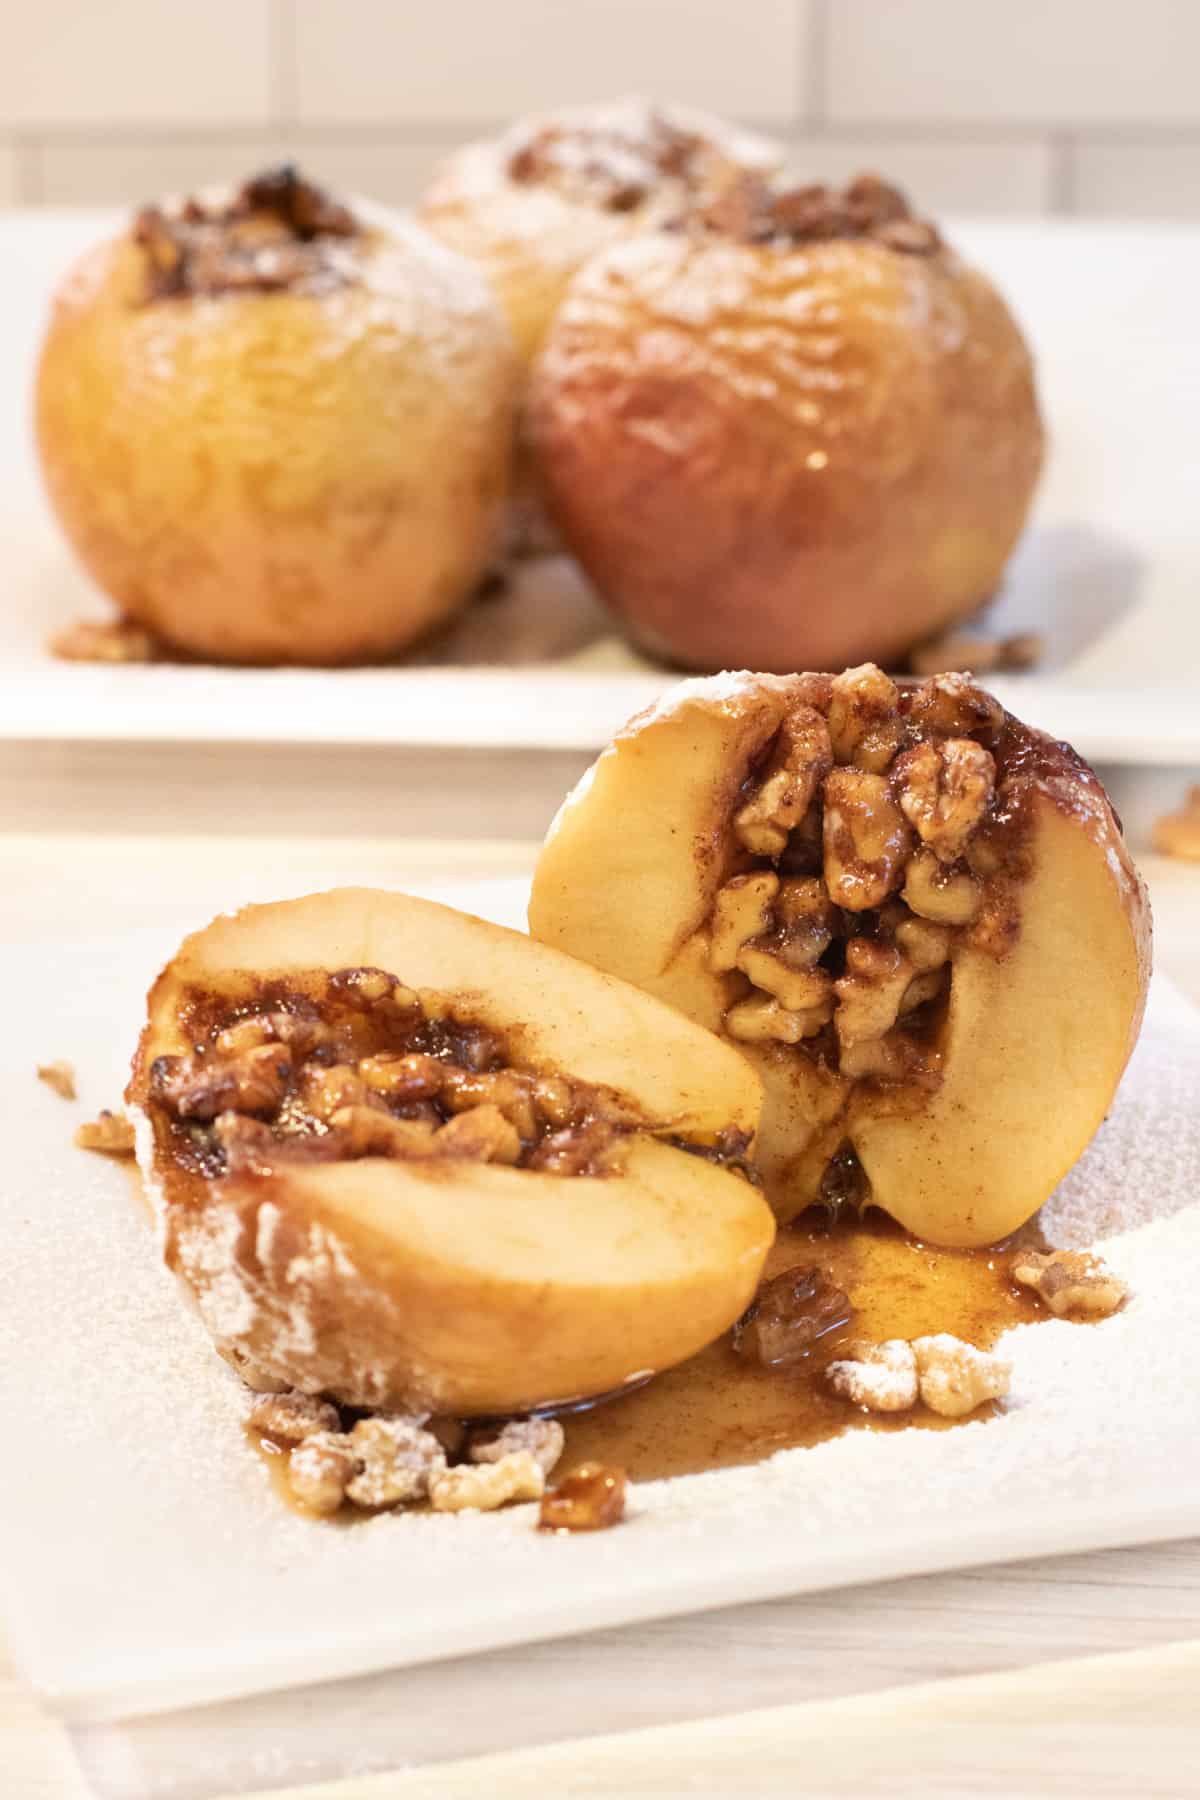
[
  {"left": 707, "top": 666, "right": 1028, "bottom": 1144},
  {"left": 148, "top": 965, "right": 721, "bottom": 1182},
  {"left": 506, "top": 111, "right": 753, "bottom": 213},
  {"left": 133, "top": 165, "right": 361, "bottom": 303},
  {"left": 682, "top": 170, "right": 942, "bottom": 253}
]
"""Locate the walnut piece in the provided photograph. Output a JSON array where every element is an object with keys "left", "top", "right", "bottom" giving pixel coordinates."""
[
  {"left": 75, "top": 1110, "right": 136, "bottom": 1155},
  {"left": 287, "top": 1432, "right": 358, "bottom": 1516},
  {"left": 827, "top": 664, "right": 904, "bottom": 771},
  {"left": 734, "top": 706, "right": 832, "bottom": 855},
  {"left": 429, "top": 1450, "right": 545, "bottom": 1513},
  {"left": 539, "top": 1463, "right": 627, "bottom": 1532},
  {"left": 823, "top": 769, "right": 914, "bottom": 911},
  {"left": 827, "top": 1339, "right": 919, "bottom": 1412},
  {"left": 833, "top": 938, "right": 914, "bottom": 1049},
  {"left": 725, "top": 992, "right": 832, "bottom": 1043},
  {"left": 1011, "top": 1248, "right": 1128, "bottom": 1319},
  {"left": 151, "top": 1044, "right": 293, "bottom": 1120},
  {"left": 345, "top": 1416, "right": 447, "bottom": 1508},
  {"left": 912, "top": 1334, "right": 1011, "bottom": 1417},
  {"left": 49, "top": 616, "right": 160, "bottom": 663},
  {"left": 249, "top": 1390, "right": 340, "bottom": 1444},
  {"left": 1152, "top": 786, "right": 1200, "bottom": 862},
  {"left": 709, "top": 872, "right": 780, "bottom": 972},
  {"left": 468, "top": 1416, "right": 565, "bottom": 1476},
  {"left": 905, "top": 672, "right": 1004, "bottom": 740},
  {"left": 37, "top": 1059, "right": 77, "bottom": 1100},
  {"left": 732, "top": 1265, "right": 852, "bottom": 1368},
  {"left": 895, "top": 738, "right": 996, "bottom": 864},
  {"left": 903, "top": 848, "right": 982, "bottom": 925},
  {"left": 737, "top": 946, "right": 833, "bottom": 1012}
]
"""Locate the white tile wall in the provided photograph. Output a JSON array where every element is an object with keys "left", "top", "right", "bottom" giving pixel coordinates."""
[{"left": 2, "top": 0, "right": 1199, "bottom": 219}]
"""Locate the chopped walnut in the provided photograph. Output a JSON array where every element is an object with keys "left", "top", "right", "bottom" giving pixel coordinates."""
[
  {"left": 1152, "top": 786, "right": 1200, "bottom": 862},
  {"left": 1011, "top": 1249, "right": 1128, "bottom": 1319},
  {"left": 900, "top": 968, "right": 946, "bottom": 1014},
  {"left": 526, "top": 1116, "right": 619, "bottom": 1176},
  {"left": 892, "top": 913, "right": 952, "bottom": 973},
  {"left": 345, "top": 1415, "right": 447, "bottom": 1509},
  {"left": 434, "top": 1103, "right": 522, "bottom": 1164},
  {"left": 298, "top": 1060, "right": 369, "bottom": 1122},
  {"left": 329, "top": 1105, "right": 438, "bottom": 1158},
  {"left": 429, "top": 1450, "right": 545, "bottom": 1513},
  {"left": 709, "top": 872, "right": 780, "bottom": 972},
  {"left": 329, "top": 966, "right": 421, "bottom": 1019},
  {"left": 736, "top": 946, "right": 833, "bottom": 1012},
  {"left": 904, "top": 672, "right": 1004, "bottom": 740},
  {"left": 734, "top": 706, "right": 832, "bottom": 855},
  {"left": 823, "top": 769, "right": 914, "bottom": 911},
  {"left": 732, "top": 1265, "right": 852, "bottom": 1368},
  {"left": 49, "top": 616, "right": 160, "bottom": 663},
  {"left": 774, "top": 877, "right": 837, "bottom": 964},
  {"left": 468, "top": 1416, "right": 565, "bottom": 1476},
  {"left": 150, "top": 1044, "right": 293, "bottom": 1120},
  {"left": 838, "top": 1029, "right": 938, "bottom": 1085},
  {"left": 287, "top": 1432, "right": 358, "bottom": 1516},
  {"left": 250, "top": 1390, "right": 340, "bottom": 1444},
  {"left": 903, "top": 849, "right": 982, "bottom": 925},
  {"left": 827, "top": 1339, "right": 918, "bottom": 1412},
  {"left": 539, "top": 1463, "right": 627, "bottom": 1532},
  {"left": 725, "top": 991, "right": 833, "bottom": 1043},
  {"left": 895, "top": 738, "right": 996, "bottom": 864},
  {"left": 912, "top": 1334, "right": 1011, "bottom": 1417},
  {"left": 833, "top": 939, "right": 914, "bottom": 1048},
  {"left": 358, "top": 1051, "right": 445, "bottom": 1100},
  {"left": 75, "top": 1110, "right": 136, "bottom": 1155},
  {"left": 827, "top": 664, "right": 905, "bottom": 771},
  {"left": 37, "top": 1059, "right": 77, "bottom": 1100},
  {"left": 442, "top": 1067, "right": 538, "bottom": 1140}
]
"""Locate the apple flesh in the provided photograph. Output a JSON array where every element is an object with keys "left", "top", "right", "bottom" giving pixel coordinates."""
[
  {"left": 128, "top": 888, "right": 772, "bottom": 1413},
  {"left": 529, "top": 669, "right": 1151, "bottom": 1249}
]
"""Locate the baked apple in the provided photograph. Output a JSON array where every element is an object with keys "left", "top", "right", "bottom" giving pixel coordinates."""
[
  {"left": 419, "top": 98, "right": 781, "bottom": 367},
  {"left": 36, "top": 167, "right": 518, "bottom": 665},
  {"left": 529, "top": 666, "right": 1150, "bottom": 1248},
  {"left": 127, "top": 888, "right": 772, "bottom": 1414},
  {"left": 527, "top": 174, "right": 1044, "bottom": 672}
]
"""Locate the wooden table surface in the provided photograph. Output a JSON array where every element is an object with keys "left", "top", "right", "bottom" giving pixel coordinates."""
[{"left": 5, "top": 751, "right": 1199, "bottom": 1799}]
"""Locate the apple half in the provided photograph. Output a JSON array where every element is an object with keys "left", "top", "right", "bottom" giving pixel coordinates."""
[
  {"left": 128, "top": 889, "right": 772, "bottom": 1415},
  {"left": 529, "top": 666, "right": 1151, "bottom": 1248}
]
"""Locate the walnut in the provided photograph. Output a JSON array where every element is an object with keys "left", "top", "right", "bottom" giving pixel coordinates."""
[
  {"left": 345, "top": 1415, "right": 447, "bottom": 1508},
  {"left": 532, "top": 1074, "right": 575, "bottom": 1127},
  {"left": 433, "top": 1103, "right": 522, "bottom": 1164},
  {"left": 725, "top": 992, "right": 833, "bottom": 1043},
  {"left": 709, "top": 872, "right": 780, "bottom": 972},
  {"left": 827, "top": 664, "right": 904, "bottom": 771},
  {"left": 838, "top": 1030, "right": 938, "bottom": 1084},
  {"left": 912, "top": 1334, "right": 1011, "bottom": 1417},
  {"left": 892, "top": 912, "right": 952, "bottom": 973},
  {"left": 429, "top": 1450, "right": 545, "bottom": 1513},
  {"left": 49, "top": 615, "right": 160, "bottom": 663},
  {"left": 287, "top": 1432, "right": 358, "bottom": 1516},
  {"left": 539, "top": 1462, "right": 627, "bottom": 1532},
  {"left": 37, "top": 1059, "right": 77, "bottom": 1099},
  {"left": 1152, "top": 786, "right": 1200, "bottom": 862},
  {"left": 75, "top": 1110, "right": 136, "bottom": 1155},
  {"left": 732, "top": 1265, "right": 851, "bottom": 1368},
  {"left": 1011, "top": 1248, "right": 1128, "bottom": 1319},
  {"left": 895, "top": 737, "right": 996, "bottom": 863},
  {"left": 329, "top": 966, "right": 420, "bottom": 1014},
  {"left": 468, "top": 1416, "right": 565, "bottom": 1476},
  {"left": 249, "top": 1390, "right": 340, "bottom": 1444},
  {"left": 442, "top": 1067, "right": 537, "bottom": 1140},
  {"left": 827, "top": 1338, "right": 919, "bottom": 1412},
  {"left": 298, "top": 1061, "right": 369, "bottom": 1121},
  {"left": 899, "top": 968, "right": 946, "bottom": 1014},
  {"left": 903, "top": 849, "right": 982, "bottom": 925},
  {"left": 330, "top": 1105, "right": 438, "bottom": 1158},
  {"left": 734, "top": 706, "right": 832, "bottom": 855},
  {"left": 359, "top": 1051, "right": 445, "bottom": 1100},
  {"left": 773, "top": 877, "right": 837, "bottom": 965},
  {"left": 736, "top": 946, "right": 833, "bottom": 1012},
  {"left": 823, "top": 769, "right": 914, "bottom": 911},
  {"left": 526, "top": 1117, "right": 620, "bottom": 1176},
  {"left": 833, "top": 938, "right": 914, "bottom": 1048},
  {"left": 151, "top": 1044, "right": 293, "bottom": 1120},
  {"left": 905, "top": 671, "right": 1004, "bottom": 739},
  {"left": 215, "top": 1011, "right": 335, "bottom": 1059}
]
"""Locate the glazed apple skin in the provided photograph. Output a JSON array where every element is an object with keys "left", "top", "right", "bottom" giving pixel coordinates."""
[
  {"left": 529, "top": 675, "right": 1151, "bottom": 1248},
  {"left": 35, "top": 218, "right": 518, "bottom": 665},
  {"left": 527, "top": 233, "right": 1044, "bottom": 672},
  {"left": 128, "top": 888, "right": 772, "bottom": 1413}
]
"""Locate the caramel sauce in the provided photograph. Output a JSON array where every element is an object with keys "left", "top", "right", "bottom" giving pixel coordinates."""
[{"left": 558, "top": 1209, "right": 1045, "bottom": 1481}]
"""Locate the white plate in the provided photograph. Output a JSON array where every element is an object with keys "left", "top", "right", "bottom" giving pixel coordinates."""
[
  {"left": 5, "top": 875, "right": 1200, "bottom": 1725},
  {"left": 2, "top": 214, "right": 1199, "bottom": 760}
]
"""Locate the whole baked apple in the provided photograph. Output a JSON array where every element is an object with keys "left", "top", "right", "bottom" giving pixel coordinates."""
[
  {"left": 128, "top": 888, "right": 772, "bottom": 1414},
  {"left": 36, "top": 167, "right": 518, "bottom": 665},
  {"left": 527, "top": 174, "right": 1044, "bottom": 672},
  {"left": 529, "top": 666, "right": 1150, "bottom": 1248}
]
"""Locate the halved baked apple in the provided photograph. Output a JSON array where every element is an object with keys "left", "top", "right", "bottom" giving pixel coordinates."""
[
  {"left": 36, "top": 167, "right": 518, "bottom": 665},
  {"left": 529, "top": 666, "right": 1151, "bottom": 1248},
  {"left": 127, "top": 889, "right": 772, "bottom": 1414}
]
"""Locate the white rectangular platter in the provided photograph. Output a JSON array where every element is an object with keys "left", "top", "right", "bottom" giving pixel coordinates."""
[
  {"left": 5, "top": 873, "right": 1200, "bottom": 1726},
  {"left": 1, "top": 213, "right": 1199, "bottom": 761}
]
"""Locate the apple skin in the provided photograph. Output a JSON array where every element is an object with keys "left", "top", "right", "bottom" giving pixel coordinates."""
[
  {"left": 529, "top": 675, "right": 1151, "bottom": 1249},
  {"left": 128, "top": 888, "right": 773, "bottom": 1413}
]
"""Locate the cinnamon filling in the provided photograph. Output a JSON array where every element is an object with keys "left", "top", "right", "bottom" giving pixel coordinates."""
[
  {"left": 682, "top": 170, "right": 942, "bottom": 253},
  {"left": 507, "top": 111, "right": 750, "bottom": 213}
]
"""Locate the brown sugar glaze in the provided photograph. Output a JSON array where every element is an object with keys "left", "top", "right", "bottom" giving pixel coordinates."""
[{"left": 556, "top": 1207, "right": 1046, "bottom": 1481}]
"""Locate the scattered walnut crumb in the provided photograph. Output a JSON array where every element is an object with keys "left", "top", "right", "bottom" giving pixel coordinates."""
[
  {"left": 37, "top": 1060, "right": 77, "bottom": 1100},
  {"left": 48, "top": 616, "right": 161, "bottom": 664},
  {"left": 827, "top": 1339, "right": 919, "bottom": 1413},
  {"left": 249, "top": 1389, "right": 340, "bottom": 1444},
  {"left": 75, "top": 1110, "right": 136, "bottom": 1156},
  {"left": 907, "top": 631, "right": 1045, "bottom": 677},
  {"left": 468, "top": 1416, "right": 565, "bottom": 1476},
  {"left": 539, "top": 1463, "right": 627, "bottom": 1532},
  {"left": 732, "top": 1265, "right": 852, "bottom": 1369},
  {"left": 1011, "top": 1248, "right": 1128, "bottom": 1320},
  {"left": 288, "top": 1432, "right": 357, "bottom": 1516},
  {"left": 345, "top": 1416, "right": 446, "bottom": 1508},
  {"left": 1152, "top": 786, "right": 1200, "bottom": 862},
  {"left": 429, "top": 1450, "right": 545, "bottom": 1513},
  {"left": 912, "top": 1334, "right": 1011, "bottom": 1418}
]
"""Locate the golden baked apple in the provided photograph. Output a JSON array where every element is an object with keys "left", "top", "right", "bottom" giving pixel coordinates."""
[
  {"left": 529, "top": 666, "right": 1150, "bottom": 1248},
  {"left": 420, "top": 98, "right": 781, "bottom": 367},
  {"left": 527, "top": 174, "right": 1044, "bottom": 672},
  {"left": 127, "top": 888, "right": 772, "bottom": 1414},
  {"left": 36, "top": 167, "right": 518, "bottom": 665}
]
